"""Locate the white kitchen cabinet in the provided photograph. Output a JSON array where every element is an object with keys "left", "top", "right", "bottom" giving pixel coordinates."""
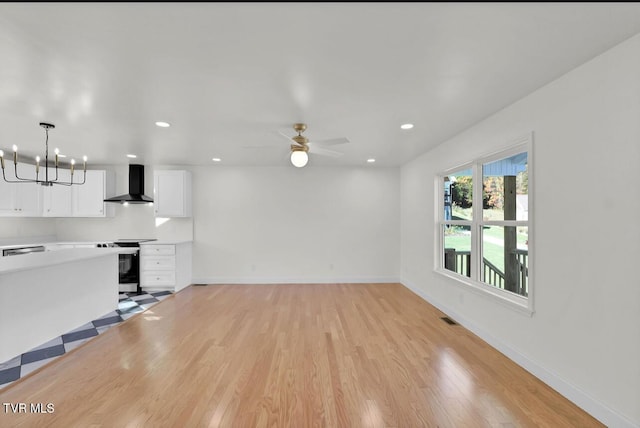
[
  {"left": 42, "top": 170, "right": 72, "bottom": 217},
  {"left": 0, "top": 166, "right": 113, "bottom": 218},
  {"left": 0, "top": 176, "right": 14, "bottom": 214},
  {"left": 140, "top": 242, "right": 192, "bottom": 292},
  {"left": 72, "top": 170, "right": 115, "bottom": 217},
  {"left": 15, "top": 182, "right": 41, "bottom": 216},
  {"left": 0, "top": 162, "right": 42, "bottom": 216},
  {"left": 153, "top": 170, "right": 192, "bottom": 218}
]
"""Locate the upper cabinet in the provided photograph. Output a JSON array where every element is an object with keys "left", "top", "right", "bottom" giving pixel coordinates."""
[
  {"left": 42, "top": 170, "right": 72, "bottom": 217},
  {"left": 73, "top": 170, "right": 115, "bottom": 217},
  {"left": 0, "top": 162, "right": 42, "bottom": 216},
  {"left": 0, "top": 166, "right": 114, "bottom": 217},
  {"left": 153, "top": 170, "right": 192, "bottom": 218}
]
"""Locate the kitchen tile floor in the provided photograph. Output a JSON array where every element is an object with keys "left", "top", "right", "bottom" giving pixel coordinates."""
[{"left": 0, "top": 290, "right": 172, "bottom": 390}]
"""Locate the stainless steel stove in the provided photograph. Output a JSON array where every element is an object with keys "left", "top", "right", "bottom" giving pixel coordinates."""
[{"left": 111, "top": 239, "right": 157, "bottom": 294}]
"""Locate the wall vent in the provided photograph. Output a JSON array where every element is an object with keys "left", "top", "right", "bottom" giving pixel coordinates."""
[{"left": 441, "top": 316, "right": 458, "bottom": 325}]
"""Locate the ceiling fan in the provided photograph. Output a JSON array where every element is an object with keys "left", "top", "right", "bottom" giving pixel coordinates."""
[{"left": 280, "top": 123, "right": 350, "bottom": 167}]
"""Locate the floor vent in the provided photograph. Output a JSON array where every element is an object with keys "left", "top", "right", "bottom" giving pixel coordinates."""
[{"left": 441, "top": 316, "right": 458, "bottom": 325}]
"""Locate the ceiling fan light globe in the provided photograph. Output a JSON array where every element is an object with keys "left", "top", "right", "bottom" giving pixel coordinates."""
[{"left": 290, "top": 150, "right": 308, "bottom": 168}]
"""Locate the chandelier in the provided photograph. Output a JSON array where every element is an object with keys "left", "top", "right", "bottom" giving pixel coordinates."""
[{"left": 0, "top": 122, "right": 86, "bottom": 186}]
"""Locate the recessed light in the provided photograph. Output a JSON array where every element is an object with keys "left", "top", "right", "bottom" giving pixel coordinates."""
[
  {"left": 400, "top": 123, "right": 414, "bottom": 130},
  {"left": 127, "top": 154, "right": 137, "bottom": 159},
  {"left": 155, "top": 121, "right": 170, "bottom": 128},
  {"left": 212, "top": 158, "right": 221, "bottom": 162},
  {"left": 367, "top": 158, "right": 376, "bottom": 163}
]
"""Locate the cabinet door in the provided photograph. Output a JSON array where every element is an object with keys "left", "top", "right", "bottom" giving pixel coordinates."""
[
  {"left": 0, "top": 171, "right": 18, "bottom": 214},
  {"left": 154, "top": 171, "right": 190, "bottom": 217},
  {"left": 73, "top": 170, "right": 106, "bottom": 217},
  {"left": 0, "top": 163, "right": 41, "bottom": 216},
  {"left": 42, "top": 170, "right": 72, "bottom": 217},
  {"left": 15, "top": 181, "right": 42, "bottom": 216},
  {"left": 15, "top": 163, "right": 41, "bottom": 216}
]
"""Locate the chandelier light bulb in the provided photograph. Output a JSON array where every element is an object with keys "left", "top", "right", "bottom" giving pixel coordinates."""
[{"left": 12, "top": 145, "right": 17, "bottom": 152}]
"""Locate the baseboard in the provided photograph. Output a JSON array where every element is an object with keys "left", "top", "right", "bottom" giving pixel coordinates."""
[
  {"left": 401, "top": 278, "right": 638, "bottom": 428},
  {"left": 190, "top": 276, "right": 400, "bottom": 285}
]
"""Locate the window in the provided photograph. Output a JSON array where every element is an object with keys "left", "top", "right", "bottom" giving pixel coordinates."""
[{"left": 438, "top": 135, "right": 532, "bottom": 312}]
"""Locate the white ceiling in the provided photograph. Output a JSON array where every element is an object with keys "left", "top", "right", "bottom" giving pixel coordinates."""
[{"left": 1, "top": 3, "right": 640, "bottom": 168}]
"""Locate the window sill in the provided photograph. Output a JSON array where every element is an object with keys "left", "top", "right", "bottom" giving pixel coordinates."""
[{"left": 434, "top": 268, "right": 534, "bottom": 316}]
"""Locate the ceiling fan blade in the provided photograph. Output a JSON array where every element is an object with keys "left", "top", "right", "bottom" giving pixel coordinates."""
[
  {"left": 310, "top": 146, "right": 343, "bottom": 157},
  {"left": 308, "top": 137, "right": 350, "bottom": 146},
  {"left": 242, "top": 145, "right": 279, "bottom": 149},
  {"left": 241, "top": 131, "right": 291, "bottom": 149},
  {"left": 276, "top": 129, "right": 295, "bottom": 141}
]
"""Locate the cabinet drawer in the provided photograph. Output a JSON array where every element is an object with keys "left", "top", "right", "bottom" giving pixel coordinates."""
[
  {"left": 141, "top": 256, "right": 175, "bottom": 271},
  {"left": 141, "top": 271, "right": 176, "bottom": 286},
  {"left": 140, "top": 245, "right": 175, "bottom": 256}
]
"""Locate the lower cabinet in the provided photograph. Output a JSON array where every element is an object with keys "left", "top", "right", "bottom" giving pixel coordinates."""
[{"left": 139, "top": 242, "right": 192, "bottom": 292}]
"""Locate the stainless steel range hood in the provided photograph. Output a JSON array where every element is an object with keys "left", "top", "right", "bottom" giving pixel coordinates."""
[{"left": 104, "top": 164, "right": 153, "bottom": 204}]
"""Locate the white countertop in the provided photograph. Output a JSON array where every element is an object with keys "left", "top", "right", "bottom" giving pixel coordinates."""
[
  {"left": 0, "top": 239, "right": 192, "bottom": 253},
  {"left": 0, "top": 241, "right": 104, "bottom": 250},
  {"left": 139, "top": 240, "right": 192, "bottom": 245},
  {"left": 0, "top": 248, "right": 123, "bottom": 275},
  {"left": 0, "top": 242, "right": 43, "bottom": 250},
  {"left": 0, "top": 240, "right": 193, "bottom": 250}
]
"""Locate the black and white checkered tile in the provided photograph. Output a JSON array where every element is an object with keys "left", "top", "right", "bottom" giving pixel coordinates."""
[{"left": 0, "top": 290, "right": 172, "bottom": 390}]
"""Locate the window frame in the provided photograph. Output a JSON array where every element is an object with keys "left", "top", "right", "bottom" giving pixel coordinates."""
[{"left": 435, "top": 133, "right": 534, "bottom": 315}]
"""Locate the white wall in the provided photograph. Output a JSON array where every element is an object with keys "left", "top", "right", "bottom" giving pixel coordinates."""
[
  {"left": 0, "top": 218, "right": 55, "bottom": 242},
  {"left": 191, "top": 166, "right": 400, "bottom": 283},
  {"left": 401, "top": 34, "right": 640, "bottom": 427}
]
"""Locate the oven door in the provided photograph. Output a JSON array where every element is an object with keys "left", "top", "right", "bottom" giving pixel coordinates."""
[{"left": 118, "top": 250, "right": 140, "bottom": 289}]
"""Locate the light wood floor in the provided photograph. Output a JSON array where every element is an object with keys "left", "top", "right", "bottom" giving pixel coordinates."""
[{"left": 0, "top": 283, "right": 602, "bottom": 427}]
